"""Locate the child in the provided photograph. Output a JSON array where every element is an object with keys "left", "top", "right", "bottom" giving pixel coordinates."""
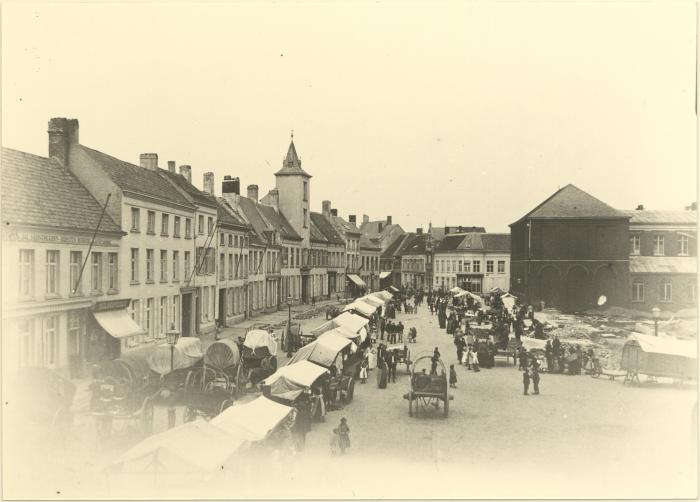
[
  {"left": 472, "top": 349, "right": 480, "bottom": 372},
  {"left": 466, "top": 345, "right": 473, "bottom": 370},
  {"left": 449, "top": 364, "right": 457, "bottom": 388},
  {"left": 330, "top": 428, "right": 340, "bottom": 456},
  {"left": 337, "top": 417, "right": 351, "bottom": 454},
  {"left": 359, "top": 358, "right": 368, "bottom": 384}
]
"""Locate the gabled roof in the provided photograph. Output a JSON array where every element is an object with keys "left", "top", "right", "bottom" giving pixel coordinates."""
[
  {"left": 258, "top": 204, "right": 302, "bottom": 242},
  {"left": 310, "top": 212, "right": 345, "bottom": 245},
  {"left": 382, "top": 233, "right": 413, "bottom": 259},
  {"left": 1, "top": 147, "right": 122, "bottom": 234},
  {"left": 621, "top": 209, "right": 698, "bottom": 225},
  {"left": 511, "top": 184, "right": 627, "bottom": 225},
  {"left": 236, "top": 196, "right": 276, "bottom": 245},
  {"left": 400, "top": 233, "right": 429, "bottom": 255},
  {"left": 360, "top": 221, "right": 404, "bottom": 240},
  {"left": 215, "top": 198, "right": 250, "bottom": 231},
  {"left": 274, "top": 139, "right": 311, "bottom": 178},
  {"left": 76, "top": 145, "right": 194, "bottom": 208},
  {"left": 160, "top": 170, "right": 218, "bottom": 209},
  {"left": 331, "top": 215, "right": 361, "bottom": 236},
  {"left": 436, "top": 233, "right": 510, "bottom": 253},
  {"left": 360, "top": 235, "right": 381, "bottom": 251},
  {"left": 309, "top": 218, "right": 328, "bottom": 244}
]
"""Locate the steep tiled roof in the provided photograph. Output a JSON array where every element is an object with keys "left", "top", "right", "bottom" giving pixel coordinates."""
[
  {"left": 310, "top": 212, "right": 345, "bottom": 245},
  {"left": 512, "top": 184, "right": 627, "bottom": 225},
  {"left": 360, "top": 221, "right": 404, "bottom": 239},
  {"left": 360, "top": 235, "right": 381, "bottom": 250},
  {"left": 400, "top": 233, "right": 429, "bottom": 255},
  {"left": 258, "top": 204, "right": 302, "bottom": 241},
  {"left": 309, "top": 218, "right": 328, "bottom": 244},
  {"left": 275, "top": 139, "right": 311, "bottom": 177},
  {"left": 382, "top": 233, "right": 413, "bottom": 259},
  {"left": 630, "top": 256, "right": 696, "bottom": 274},
  {"left": 76, "top": 145, "right": 194, "bottom": 208},
  {"left": 331, "top": 215, "right": 361, "bottom": 236},
  {"left": 2, "top": 147, "right": 122, "bottom": 233},
  {"left": 236, "top": 197, "right": 274, "bottom": 245},
  {"left": 621, "top": 209, "right": 698, "bottom": 225},
  {"left": 436, "top": 233, "right": 510, "bottom": 252},
  {"left": 160, "top": 170, "right": 217, "bottom": 208},
  {"left": 216, "top": 198, "right": 250, "bottom": 230}
]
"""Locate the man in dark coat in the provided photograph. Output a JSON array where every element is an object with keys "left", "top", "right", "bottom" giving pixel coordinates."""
[
  {"left": 545, "top": 340, "right": 554, "bottom": 373},
  {"left": 523, "top": 368, "right": 531, "bottom": 395},
  {"left": 387, "top": 350, "right": 397, "bottom": 383},
  {"left": 531, "top": 362, "right": 541, "bottom": 395}
]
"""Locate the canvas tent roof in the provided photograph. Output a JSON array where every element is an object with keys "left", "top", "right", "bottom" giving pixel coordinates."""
[
  {"left": 360, "top": 295, "right": 384, "bottom": 308},
  {"left": 331, "top": 312, "right": 370, "bottom": 332},
  {"left": 372, "top": 291, "right": 393, "bottom": 301},
  {"left": 263, "top": 359, "right": 329, "bottom": 398},
  {"left": 287, "top": 333, "right": 353, "bottom": 368},
  {"left": 212, "top": 396, "right": 294, "bottom": 442},
  {"left": 148, "top": 338, "right": 203, "bottom": 376},
  {"left": 626, "top": 333, "right": 697, "bottom": 359},
  {"left": 244, "top": 330, "right": 278, "bottom": 355},
  {"left": 342, "top": 299, "right": 377, "bottom": 317}
]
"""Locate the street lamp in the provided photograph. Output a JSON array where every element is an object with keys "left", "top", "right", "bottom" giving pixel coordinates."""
[
  {"left": 286, "top": 295, "right": 293, "bottom": 357},
  {"left": 651, "top": 306, "right": 661, "bottom": 337},
  {"left": 165, "top": 323, "right": 180, "bottom": 428}
]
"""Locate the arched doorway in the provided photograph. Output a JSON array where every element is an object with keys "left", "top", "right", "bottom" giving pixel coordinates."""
[
  {"left": 565, "top": 266, "right": 589, "bottom": 312},
  {"left": 538, "top": 266, "right": 561, "bottom": 308},
  {"left": 593, "top": 265, "right": 616, "bottom": 306}
]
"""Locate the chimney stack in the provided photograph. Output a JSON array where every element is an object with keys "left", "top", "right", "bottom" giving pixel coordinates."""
[
  {"left": 139, "top": 153, "right": 158, "bottom": 170},
  {"left": 222, "top": 175, "right": 240, "bottom": 195},
  {"left": 168, "top": 161, "right": 176, "bottom": 173},
  {"left": 378, "top": 222, "right": 384, "bottom": 232},
  {"left": 322, "top": 200, "right": 332, "bottom": 217},
  {"left": 247, "top": 184, "right": 259, "bottom": 202},
  {"left": 636, "top": 204, "right": 645, "bottom": 211},
  {"left": 331, "top": 209, "right": 338, "bottom": 217},
  {"left": 48, "top": 118, "right": 80, "bottom": 167},
  {"left": 179, "top": 165, "right": 192, "bottom": 183},
  {"left": 387, "top": 216, "right": 392, "bottom": 225},
  {"left": 203, "top": 172, "right": 215, "bottom": 195},
  {"left": 349, "top": 215, "right": 356, "bottom": 225},
  {"left": 362, "top": 214, "right": 369, "bottom": 224},
  {"left": 417, "top": 228, "right": 423, "bottom": 234},
  {"left": 266, "top": 189, "right": 280, "bottom": 210}
]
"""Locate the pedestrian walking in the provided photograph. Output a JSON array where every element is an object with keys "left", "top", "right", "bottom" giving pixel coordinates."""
[
  {"left": 545, "top": 340, "right": 553, "bottom": 373},
  {"left": 471, "top": 348, "right": 480, "bottom": 372},
  {"left": 449, "top": 364, "right": 457, "bottom": 388},
  {"left": 359, "top": 358, "right": 368, "bottom": 384},
  {"left": 522, "top": 368, "right": 530, "bottom": 395},
  {"left": 531, "top": 363, "right": 540, "bottom": 395}
]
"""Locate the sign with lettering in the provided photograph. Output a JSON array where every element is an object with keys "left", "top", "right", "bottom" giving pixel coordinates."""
[{"left": 2, "top": 228, "right": 119, "bottom": 247}]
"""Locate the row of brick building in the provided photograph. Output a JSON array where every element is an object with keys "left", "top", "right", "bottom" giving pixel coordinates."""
[{"left": 1, "top": 119, "right": 382, "bottom": 375}]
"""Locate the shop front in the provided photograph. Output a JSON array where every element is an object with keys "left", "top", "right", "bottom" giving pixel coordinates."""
[
  {"left": 89, "top": 299, "right": 145, "bottom": 363},
  {"left": 456, "top": 273, "right": 483, "bottom": 293}
]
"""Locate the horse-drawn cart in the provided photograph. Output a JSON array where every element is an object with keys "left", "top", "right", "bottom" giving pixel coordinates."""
[
  {"left": 403, "top": 355, "right": 453, "bottom": 418},
  {"left": 385, "top": 343, "right": 412, "bottom": 374},
  {"left": 237, "top": 330, "right": 278, "bottom": 394}
]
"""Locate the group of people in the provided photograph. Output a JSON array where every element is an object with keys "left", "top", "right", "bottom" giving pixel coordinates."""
[
  {"left": 544, "top": 337, "right": 598, "bottom": 375},
  {"left": 379, "top": 319, "right": 405, "bottom": 343}
]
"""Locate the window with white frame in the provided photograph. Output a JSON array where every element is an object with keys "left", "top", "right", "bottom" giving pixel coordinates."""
[
  {"left": 679, "top": 234, "right": 689, "bottom": 256},
  {"left": 91, "top": 252, "right": 103, "bottom": 292},
  {"left": 18, "top": 319, "right": 35, "bottom": 368},
  {"left": 42, "top": 316, "right": 59, "bottom": 367},
  {"left": 159, "top": 296, "right": 167, "bottom": 338},
  {"left": 160, "top": 250, "right": 167, "bottom": 282},
  {"left": 473, "top": 260, "right": 481, "bottom": 273},
  {"left": 19, "top": 249, "right": 34, "bottom": 298},
  {"left": 131, "top": 207, "right": 140, "bottom": 232},
  {"left": 161, "top": 213, "right": 169, "bottom": 236},
  {"left": 660, "top": 279, "right": 672, "bottom": 302},
  {"left": 172, "top": 295, "right": 180, "bottom": 330},
  {"left": 131, "top": 248, "right": 140, "bottom": 283},
  {"left": 68, "top": 312, "right": 82, "bottom": 356},
  {"left": 108, "top": 252, "right": 118, "bottom": 290},
  {"left": 464, "top": 261, "right": 471, "bottom": 273},
  {"left": 498, "top": 261, "right": 505, "bottom": 273},
  {"left": 653, "top": 235, "right": 664, "bottom": 256},
  {"left": 689, "top": 282, "right": 696, "bottom": 303},
  {"left": 147, "top": 211, "right": 155, "bottom": 234},
  {"left": 203, "top": 287, "right": 209, "bottom": 321},
  {"left": 145, "top": 298, "right": 154, "bottom": 337},
  {"left": 184, "top": 251, "right": 191, "bottom": 280},
  {"left": 70, "top": 251, "right": 82, "bottom": 294},
  {"left": 172, "top": 251, "right": 180, "bottom": 281},
  {"left": 174, "top": 216, "right": 181, "bottom": 238},
  {"left": 632, "top": 281, "right": 644, "bottom": 302},
  {"left": 486, "top": 260, "right": 494, "bottom": 273},
  {"left": 46, "top": 250, "right": 59, "bottom": 295},
  {"left": 630, "top": 235, "right": 641, "bottom": 255},
  {"left": 146, "top": 249, "right": 154, "bottom": 282}
]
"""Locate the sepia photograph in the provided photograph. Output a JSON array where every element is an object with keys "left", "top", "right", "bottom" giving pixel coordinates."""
[{"left": 1, "top": 1, "right": 698, "bottom": 500}]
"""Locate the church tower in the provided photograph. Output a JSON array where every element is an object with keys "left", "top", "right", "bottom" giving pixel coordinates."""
[{"left": 274, "top": 132, "right": 312, "bottom": 246}]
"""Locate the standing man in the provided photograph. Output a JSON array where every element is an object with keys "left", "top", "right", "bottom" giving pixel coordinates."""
[
  {"left": 531, "top": 362, "right": 541, "bottom": 395},
  {"left": 522, "top": 368, "right": 531, "bottom": 395},
  {"left": 387, "top": 350, "right": 397, "bottom": 383},
  {"left": 552, "top": 336, "right": 562, "bottom": 373},
  {"left": 545, "top": 340, "right": 554, "bottom": 373}
]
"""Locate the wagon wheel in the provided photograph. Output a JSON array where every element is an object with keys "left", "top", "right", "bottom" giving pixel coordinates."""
[
  {"left": 96, "top": 416, "right": 112, "bottom": 442},
  {"left": 141, "top": 396, "right": 154, "bottom": 435},
  {"left": 184, "top": 406, "right": 198, "bottom": 423},
  {"left": 219, "top": 399, "right": 233, "bottom": 415},
  {"left": 443, "top": 390, "right": 449, "bottom": 418},
  {"left": 344, "top": 378, "right": 355, "bottom": 403},
  {"left": 408, "top": 391, "right": 413, "bottom": 417}
]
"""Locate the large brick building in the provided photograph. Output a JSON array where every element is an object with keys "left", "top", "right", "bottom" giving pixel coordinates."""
[{"left": 509, "top": 184, "right": 630, "bottom": 312}]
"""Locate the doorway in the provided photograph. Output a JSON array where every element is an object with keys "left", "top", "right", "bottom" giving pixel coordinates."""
[
  {"left": 181, "top": 292, "right": 192, "bottom": 337},
  {"left": 218, "top": 288, "right": 226, "bottom": 326}
]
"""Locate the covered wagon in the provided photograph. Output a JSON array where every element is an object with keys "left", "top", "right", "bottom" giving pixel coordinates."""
[{"left": 620, "top": 333, "right": 697, "bottom": 383}]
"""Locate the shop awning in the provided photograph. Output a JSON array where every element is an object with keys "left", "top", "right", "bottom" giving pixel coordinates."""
[
  {"left": 379, "top": 271, "right": 391, "bottom": 279},
  {"left": 342, "top": 300, "right": 377, "bottom": 317},
  {"left": 93, "top": 309, "right": 145, "bottom": 339},
  {"left": 347, "top": 274, "right": 366, "bottom": 287}
]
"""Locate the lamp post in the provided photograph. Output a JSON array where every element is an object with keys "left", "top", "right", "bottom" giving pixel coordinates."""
[
  {"left": 286, "top": 295, "right": 293, "bottom": 357},
  {"left": 651, "top": 306, "right": 661, "bottom": 337},
  {"left": 165, "top": 323, "right": 180, "bottom": 428}
]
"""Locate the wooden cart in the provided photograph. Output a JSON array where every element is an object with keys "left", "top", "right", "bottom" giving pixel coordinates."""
[{"left": 403, "top": 355, "right": 453, "bottom": 418}]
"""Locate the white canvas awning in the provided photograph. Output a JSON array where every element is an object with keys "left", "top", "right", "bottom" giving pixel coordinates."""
[
  {"left": 342, "top": 300, "right": 377, "bottom": 317},
  {"left": 244, "top": 329, "right": 278, "bottom": 355},
  {"left": 212, "top": 396, "right": 294, "bottom": 442},
  {"left": 93, "top": 309, "right": 145, "bottom": 339},
  {"left": 627, "top": 333, "right": 697, "bottom": 359},
  {"left": 360, "top": 295, "right": 384, "bottom": 308},
  {"left": 264, "top": 360, "right": 329, "bottom": 387},
  {"left": 333, "top": 311, "right": 370, "bottom": 333},
  {"left": 372, "top": 291, "right": 393, "bottom": 301},
  {"left": 379, "top": 271, "right": 391, "bottom": 279},
  {"left": 347, "top": 274, "right": 366, "bottom": 287}
]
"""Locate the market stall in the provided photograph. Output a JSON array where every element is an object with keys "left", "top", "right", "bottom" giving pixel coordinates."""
[{"left": 621, "top": 333, "right": 697, "bottom": 382}]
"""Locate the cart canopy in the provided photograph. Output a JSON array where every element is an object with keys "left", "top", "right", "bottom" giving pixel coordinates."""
[
  {"left": 342, "top": 300, "right": 377, "bottom": 317},
  {"left": 625, "top": 333, "right": 697, "bottom": 359},
  {"left": 205, "top": 339, "right": 241, "bottom": 370},
  {"left": 359, "top": 295, "right": 384, "bottom": 308},
  {"left": 263, "top": 360, "right": 329, "bottom": 401},
  {"left": 212, "top": 396, "right": 294, "bottom": 442},
  {"left": 331, "top": 312, "right": 369, "bottom": 333},
  {"left": 371, "top": 291, "right": 393, "bottom": 302},
  {"left": 244, "top": 329, "right": 278, "bottom": 356},
  {"left": 501, "top": 294, "right": 516, "bottom": 310},
  {"left": 148, "top": 337, "right": 203, "bottom": 376},
  {"left": 288, "top": 332, "right": 353, "bottom": 368},
  {"left": 450, "top": 287, "right": 465, "bottom": 295},
  {"left": 113, "top": 419, "right": 246, "bottom": 473},
  {"left": 621, "top": 333, "right": 697, "bottom": 380}
]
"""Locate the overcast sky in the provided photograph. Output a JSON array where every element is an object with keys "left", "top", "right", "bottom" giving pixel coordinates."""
[{"left": 2, "top": 2, "right": 697, "bottom": 233}]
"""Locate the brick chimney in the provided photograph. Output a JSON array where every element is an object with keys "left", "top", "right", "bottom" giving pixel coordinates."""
[
  {"left": 179, "top": 165, "right": 192, "bottom": 183},
  {"left": 349, "top": 215, "right": 356, "bottom": 225},
  {"left": 417, "top": 227, "right": 423, "bottom": 234},
  {"left": 322, "top": 200, "right": 331, "bottom": 217},
  {"left": 331, "top": 209, "right": 338, "bottom": 217},
  {"left": 387, "top": 216, "right": 392, "bottom": 225},
  {"left": 247, "top": 184, "right": 259, "bottom": 202},
  {"left": 140, "top": 153, "right": 158, "bottom": 170},
  {"left": 265, "top": 188, "right": 280, "bottom": 210},
  {"left": 636, "top": 204, "right": 645, "bottom": 211},
  {"left": 378, "top": 222, "right": 384, "bottom": 232},
  {"left": 48, "top": 118, "right": 80, "bottom": 167},
  {"left": 203, "top": 172, "right": 215, "bottom": 195},
  {"left": 168, "top": 161, "right": 176, "bottom": 173},
  {"left": 222, "top": 175, "right": 240, "bottom": 195},
  {"left": 363, "top": 214, "right": 369, "bottom": 224}
]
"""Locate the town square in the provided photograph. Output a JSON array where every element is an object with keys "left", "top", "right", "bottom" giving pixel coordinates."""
[{"left": 1, "top": 2, "right": 697, "bottom": 500}]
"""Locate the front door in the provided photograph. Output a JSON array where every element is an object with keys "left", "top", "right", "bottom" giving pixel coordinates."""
[
  {"left": 219, "top": 288, "right": 226, "bottom": 326},
  {"left": 181, "top": 292, "right": 192, "bottom": 337},
  {"left": 301, "top": 275, "right": 309, "bottom": 303}
]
